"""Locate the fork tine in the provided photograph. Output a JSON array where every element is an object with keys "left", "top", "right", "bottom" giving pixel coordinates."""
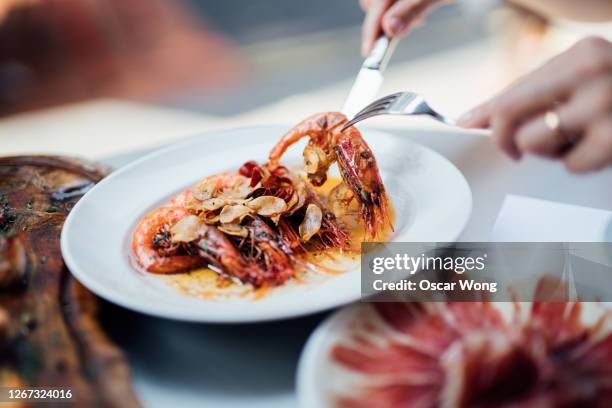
[
  {"left": 342, "top": 109, "right": 386, "bottom": 130},
  {"left": 367, "top": 92, "right": 401, "bottom": 107},
  {"left": 344, "top": 91, "right": 456, "bottom": 130},
  {"left": 343, "top": 92, "right": 406, "bottom": 130},
  {"left": 352, "top": 92, "right": 402, "bottom": 118},
  {"left": 355, "top": 99, "right": 392, "bottom": 116},
  {"left": 375, "top": 91, "right": 403, "bottom": 104},
  {"left": 351, "top": 102, "right": 382, "bottom": 120}
]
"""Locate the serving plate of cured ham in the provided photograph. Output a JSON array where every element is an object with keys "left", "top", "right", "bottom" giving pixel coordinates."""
[{"left": 297, "top": 279, "right": 612, "bottom": 407}]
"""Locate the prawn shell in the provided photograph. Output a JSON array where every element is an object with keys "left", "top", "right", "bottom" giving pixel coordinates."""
[{"left": 132, "top": 207, "right": 202, "bottom": 274}]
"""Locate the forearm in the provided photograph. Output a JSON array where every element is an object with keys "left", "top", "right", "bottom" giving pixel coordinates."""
[{"left": 510, "top": 0, "right": 612, "bottom": 22}]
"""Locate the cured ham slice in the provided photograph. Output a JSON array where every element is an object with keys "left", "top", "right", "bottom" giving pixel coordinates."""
[{"left": 331, "top": 280, "right": 612, "bottom": 407}]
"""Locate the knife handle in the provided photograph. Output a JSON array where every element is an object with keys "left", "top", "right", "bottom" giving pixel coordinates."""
[{"left": 363, "top": 35, "right": 398, "bottom": 71}]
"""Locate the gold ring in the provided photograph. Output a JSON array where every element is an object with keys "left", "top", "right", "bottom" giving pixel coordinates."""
[
  {"left": 544, "top": 110, "right": 560, "bottom": 131},
  {"left": 544, "top": 110, "right": 575, "bottom": 146}
]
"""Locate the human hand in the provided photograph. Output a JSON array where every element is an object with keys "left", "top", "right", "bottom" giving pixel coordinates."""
[
  {"left": 360, "top": 0, "right": 452, "bottom": 56},
  {"left": 459, "top": 37, "right": 612, "bottom": 173}
]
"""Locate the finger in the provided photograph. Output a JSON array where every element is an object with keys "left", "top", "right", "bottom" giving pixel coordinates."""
[
  {"left": 362, "top": 0, "right": 392, "bottom": 56},
  {"left": 382, "top": 0, "right": 446, "bottom": 37},
  {"left": 467, "top": 37, "right": 612, "bottom": 158},
  {"left": 489, "top": 37, "right": 612, "bottom": 122},
  {"left": 564, "top": 115, "right": 612, "bottom": 173},
  {"left": 514, "top": 111, "right": 574, "bottom": 158},
  {"left": 455, "top": 51, "right": 584, "bottom": 130},
  {"left": 556, "top": 76, "right": 612, "bottom": 134},
  {"left": 515, "top": 76, "right": 612, "bottom": 157},
  {"left": 457, "top": 102, "right": 492, "bottom": 129},
  {"left": 487, "top": 62, "right": 576, "bottom": 159},
  {"left": 491, "top": 114, "right": 522, "bottom": 160}
]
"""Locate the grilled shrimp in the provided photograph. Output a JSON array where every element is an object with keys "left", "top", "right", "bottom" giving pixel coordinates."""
[
  {"left": 303, "top": 189, "right": 350, "bottom": 250},
  {"left": 244, "top": 216, "right": 295, "bottom": 284},
  {"left": 132, "top": 207, "right": 202, "bottom": 274},
  {"left": 192, "top": 222, "right": 269, "bottom": 286},
  {"left": 268, "top": 112, "right": 390, "bottom": 238},
  {"left": 167, "top": 189, "right": 193, "bottom": 207},
  {"left": 240, "top": 160, "right": 349, "bottom": 250},
  {"left": 133, "top": 206, "right": 278, "bottom": 285}
]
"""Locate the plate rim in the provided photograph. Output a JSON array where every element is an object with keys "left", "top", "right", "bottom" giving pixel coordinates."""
[{"left": 296, "top": 303, "right": 362, "bottom": 407}]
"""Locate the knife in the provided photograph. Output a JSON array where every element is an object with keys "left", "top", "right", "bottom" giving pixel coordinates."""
[{"left": 341, "top": 35, "right": 398, "bottom": 119}]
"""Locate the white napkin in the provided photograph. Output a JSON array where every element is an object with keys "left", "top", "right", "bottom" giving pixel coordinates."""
[{"left": 491, "top": 195, "right": 612, "bottom": 242}]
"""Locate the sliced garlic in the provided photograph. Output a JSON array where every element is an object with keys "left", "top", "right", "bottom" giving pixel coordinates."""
[
  {"left": 299, "top": 204, "right": 323, "bottom": 242},
  {"left": 199, "top": 197, "right": 247, "bottom": 211},
  {"left": 329, "top": 182, "right": 355, "bottom": 217},
  {"left": 219, "top": 204, "right": 252, "bottom": 224},
  {"left": 286, "top": 191, "right": 298, "bottom": 211},
  {"left": 303, "top": 145, "right": 327, "bottom": 174},
  {"left": 288, "top": 182, "right": 307, "bottom": 215},
  {"left": 202, "top": 213, "right": 220, "bottom": 224},
  {"left": 199, "top": 197, "right": 229, "bottom": 211},
  {"left": 220, "top": 176, "right": 251, "bottom": 199},
  {"left": 247, "top": 196, "right": 287, "bottom": 217},
  {"left": 171, "top": 215, "right": 202, "bottom": 242},
  {"left": 193, "top": 179, "right": 217, "bottom": 200},
  {"left": 218, "top": 223, "right": 249, "bottom": 237}
]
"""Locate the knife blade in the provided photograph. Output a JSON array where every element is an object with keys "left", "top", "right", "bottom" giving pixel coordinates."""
[{"left": 341, "top": 35, "right": 398, "bottom": 119}]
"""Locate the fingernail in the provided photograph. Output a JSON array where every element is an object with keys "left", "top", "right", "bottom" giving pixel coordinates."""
[{"left": 387, "top": 17, "right": 406, "bottom": 36}]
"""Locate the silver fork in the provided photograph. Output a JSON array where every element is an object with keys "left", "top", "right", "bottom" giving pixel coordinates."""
[{"left": 342, "top": 91, "right": 456, "bottom": 131}]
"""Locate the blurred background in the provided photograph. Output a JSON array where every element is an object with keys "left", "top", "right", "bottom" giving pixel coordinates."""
[{"left": 0, "top": 0, "right": 611, "bottom": 157}]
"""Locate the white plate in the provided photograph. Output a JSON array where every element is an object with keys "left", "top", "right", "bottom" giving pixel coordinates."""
[
  {"left": 297, "top": 299, "right": 612, "bottom": 407},
  {"left": 61, "top": 125, "right": 472, "bottom": 323}
]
